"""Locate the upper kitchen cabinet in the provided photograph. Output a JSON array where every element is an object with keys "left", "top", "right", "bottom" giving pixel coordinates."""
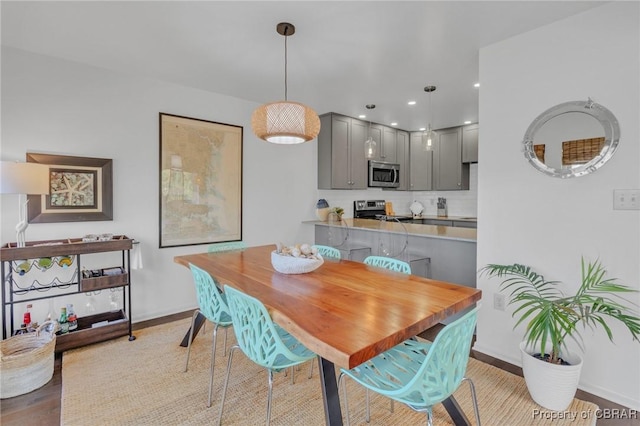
[
  {"left": 433, "top": 126, "right": 470, "bottom": 190},
  {"left": 318, "top": 113, "right": 367, "bottom": 189},
  {"left": 462, "top": 123, "right": 479, "bottom": 163},
  {"left": 368, "top": 124, "right": 397, "bottom": 163},
  {"left": 396, "top": 130, "right": 410, "bottom": 190},
  {"left": 409, "top": 132, "right": 433, "bottom": 191}
]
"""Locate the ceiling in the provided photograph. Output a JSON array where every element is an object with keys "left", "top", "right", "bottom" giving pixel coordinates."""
[{"left": 1, "top": 1, "right": 604, "bottom": 132}]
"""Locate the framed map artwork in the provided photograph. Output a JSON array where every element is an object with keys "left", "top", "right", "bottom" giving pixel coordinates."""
[
  {"left": 26, "top": 153, "right": 113, "bottom": 223},
  {"left": 159, "top": 113, "right": 243, "bottom": 248}
]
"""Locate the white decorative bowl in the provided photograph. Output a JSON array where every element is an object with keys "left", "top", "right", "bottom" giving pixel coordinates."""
[{"left": 271, "top": 251, "right": 324, "bottom": 274}]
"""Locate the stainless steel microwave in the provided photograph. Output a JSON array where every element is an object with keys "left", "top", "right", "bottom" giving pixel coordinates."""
[{"left": 368, "top": 161, "right": 400, "bottom": 188}]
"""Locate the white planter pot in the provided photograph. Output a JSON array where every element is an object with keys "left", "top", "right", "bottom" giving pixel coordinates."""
[
  {"left": 315, "top": 207, "right": 330, "bottom": 221},
  {"left": 519, "top": 341, "right": 583, "bottom": 411}
]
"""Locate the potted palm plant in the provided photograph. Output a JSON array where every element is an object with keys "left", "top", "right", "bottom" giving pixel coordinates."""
[{"left": 482, "top": 258, "right": 640, "bottom": 411}]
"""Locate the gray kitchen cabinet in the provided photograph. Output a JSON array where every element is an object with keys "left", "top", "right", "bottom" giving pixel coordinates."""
[
  {"left": 433, "top": 126, "right": 470, "bottom": 190},
  {"left": 368, "top": 124, "right": 396, "bottom": 163},
  {"left": 409, "top": 132, "right": 433, "bottom": 191},
  {"left": 381, "top": 126, "right": 397, "bottom": 163},
  {"left": 317, "top": 113, "right": 367, "bottom": 189},
  {"left": 412, "top": 218, "right": 477, "bottom": 228},
  {"left": 395, "top": 130, "right": 409, "bottom": 190},
  {"left": 462, "top": 123, "right": 479, "bottom": 163},
  {"left": 423, "top": 218, "right": 454, "bottom": 226},
  {"left": 319, "top": 111, "right": 474, "bottom": 191}
]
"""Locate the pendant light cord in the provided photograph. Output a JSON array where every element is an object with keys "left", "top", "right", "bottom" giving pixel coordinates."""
[
  {"left": 428, "top": 90, "right": 432, "bottom": 130},
  {"left": 283, "top": 27, "right": 289, "bottom": 101},
  {"left": 365, "top": 104, "right": 375, "bottom": 137}
]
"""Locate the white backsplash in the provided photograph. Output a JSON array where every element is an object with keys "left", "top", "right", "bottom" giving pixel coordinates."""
[{"left": 317, "top": 164, "right": 478, "bottom": 218}]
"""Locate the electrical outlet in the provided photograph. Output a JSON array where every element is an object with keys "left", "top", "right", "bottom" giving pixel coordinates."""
[
  {"left": 613, "top": 189, "right": 640, "bottom": 210},
  {"left": 493, "top": 293, "right": 506, "bottom": 311}
]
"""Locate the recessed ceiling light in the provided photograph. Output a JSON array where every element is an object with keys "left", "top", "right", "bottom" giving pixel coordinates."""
[
  {"left": 359, "top": 114, "right": 366, "bottom": 119},
  {"left": 474, "top": 83, "right": 480, "bottom": 88},
  {"left": 419, "top": 127, "right": 426, "bottom": 131},
  {"left": 390, "top": 122, "right": 398, "bottom": 126},
  {"left": 464, "top": 121, "right": 472, "bottom": 124},
  {"left": 407, "top": 101, "right": 416, "bottom": 106}
]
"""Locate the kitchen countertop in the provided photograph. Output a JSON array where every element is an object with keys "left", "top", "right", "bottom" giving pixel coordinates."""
[{"left": 310, "top": 218, "right": 477, "bottom": 242}]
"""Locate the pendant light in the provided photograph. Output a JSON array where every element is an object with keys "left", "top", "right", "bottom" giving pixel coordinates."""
[
  {"left": 364, "top": 104, "right": 377, "bottom": 159},
  {"left": 251, "top": 22, "right": 320, "bottom": 144},
  {"left": 422, "top": 85, "right": 436, "bottom": 151}
]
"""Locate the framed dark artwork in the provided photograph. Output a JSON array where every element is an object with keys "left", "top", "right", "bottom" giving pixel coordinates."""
[
  {"left": 159, "top": 113, "right": 243, "bottom": 248},
  {"left": 26, "top": 153, "right": 113, "bottom": 223}
]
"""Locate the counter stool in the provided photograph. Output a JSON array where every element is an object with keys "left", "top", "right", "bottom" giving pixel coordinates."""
[
  {"left": 326, "top": 213, "right": 371, "bottom": 262},
  {"left": 408, "top": 255, "right": 431, "bottom": 278}
]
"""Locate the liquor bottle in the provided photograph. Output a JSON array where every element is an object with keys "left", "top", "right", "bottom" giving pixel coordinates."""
[
  {"left": 58, "top": 307, "right": 69, "bottom": 334},
  {"left": 23, "top": 304, "right": 32, "bottom": 328},
  {"left": 67, "top": 304, "right": 78, "bottom": 332}
]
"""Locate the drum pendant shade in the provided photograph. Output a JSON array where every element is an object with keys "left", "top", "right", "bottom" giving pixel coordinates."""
[
  {"left": 251, "top": 22, "right": 320, "bottom": 144},
  {"left": 252, "top": 100, "right": 320, "bottom": 144}
]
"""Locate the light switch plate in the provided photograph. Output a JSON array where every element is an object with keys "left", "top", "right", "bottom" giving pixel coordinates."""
[
  {"left": 493, "top": 293, "right": 506, "bottom": 311},
  {"left": 613, "top": 189, "right": 640, "bottom": 210}
]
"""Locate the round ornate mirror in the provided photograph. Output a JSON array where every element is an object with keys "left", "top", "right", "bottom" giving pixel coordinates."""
[{"left": 522, "top": 99, "right": 620, "bottom": 178}]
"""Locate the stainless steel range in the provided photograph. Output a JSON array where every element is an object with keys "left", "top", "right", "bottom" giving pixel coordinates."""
[{"left": 353, "top": 200, "right": 413, "bottom": 221}]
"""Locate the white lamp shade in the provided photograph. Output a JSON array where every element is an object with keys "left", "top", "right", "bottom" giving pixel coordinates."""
[
  {"left": 251, "top": 101, "right": 321, "bottom": 144},
  {"left": 0, "top": 161, "right": 50, "bottom": 195}
]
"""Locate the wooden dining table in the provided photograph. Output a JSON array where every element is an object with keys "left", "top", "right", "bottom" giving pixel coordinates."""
[{"left": 174, "top": 244, "right": 482, "bottom": 426}]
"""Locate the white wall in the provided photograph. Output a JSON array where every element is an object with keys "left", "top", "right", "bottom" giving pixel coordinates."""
[
  {"left": 476, "top": 2, "right": 640, "bottom": 409},
  {"left": 1, "top": 47, "right": 319, "bottom": 323}
]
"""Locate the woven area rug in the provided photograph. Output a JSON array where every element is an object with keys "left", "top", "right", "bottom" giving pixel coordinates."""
[{"left": 61, "top": 318, "right": 597, "bottom": 425}]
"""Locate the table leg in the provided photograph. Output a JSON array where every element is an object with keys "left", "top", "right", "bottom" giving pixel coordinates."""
[
  {"left": 317, "top": 356, "right": 344, "bottom": 426},
  {"left": 179, "top": 312, "right": 206, "bottom": 347},
  {"left": 442, "top": 395, "right": 471, "bottom": 426}
]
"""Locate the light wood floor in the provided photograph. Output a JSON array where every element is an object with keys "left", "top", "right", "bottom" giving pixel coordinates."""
[{"left": 1, "top": 311, "right": 638, "bottom": 426}]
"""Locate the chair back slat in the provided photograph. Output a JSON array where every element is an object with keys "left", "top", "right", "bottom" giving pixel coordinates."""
[
  {"left": 364, "top": 255, "right": 411, "bottom": 274},
  {"left": 313, "top": 245, "right": 341, "bottom": 260}
]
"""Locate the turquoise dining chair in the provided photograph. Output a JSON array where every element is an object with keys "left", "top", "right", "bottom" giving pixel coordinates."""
[
  {"left": 361, "top": 253, "right": 412, "bottom": 414},
  {"left": 201, "top": 242, "right": 245, "bottom": 333},
  {"left": 313, "top": 244, "right": 341, "bottom": 260},
  {"left": 218, "top": 285, "right": 317, "bottom": 425},
  {"left": 363, "top": 255, "right": 411, "bottom": 274},
  {"left": 339, "top": 307, "right": 481, "bottom": 426},
  {"left": 185, "top": 264, "right": 233, "bottom": 408}
]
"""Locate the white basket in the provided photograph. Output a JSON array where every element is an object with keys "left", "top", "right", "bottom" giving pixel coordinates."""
[
  {"left": 1, "top": 322, "right": 56, "bottom": 399},
  {"left": 271, "top": 251, "right": 324, "bottom": 274}
]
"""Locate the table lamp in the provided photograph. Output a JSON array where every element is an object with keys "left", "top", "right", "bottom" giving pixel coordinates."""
[{"left": 0, "top": 161, "right": 49, "bottom": 247}]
